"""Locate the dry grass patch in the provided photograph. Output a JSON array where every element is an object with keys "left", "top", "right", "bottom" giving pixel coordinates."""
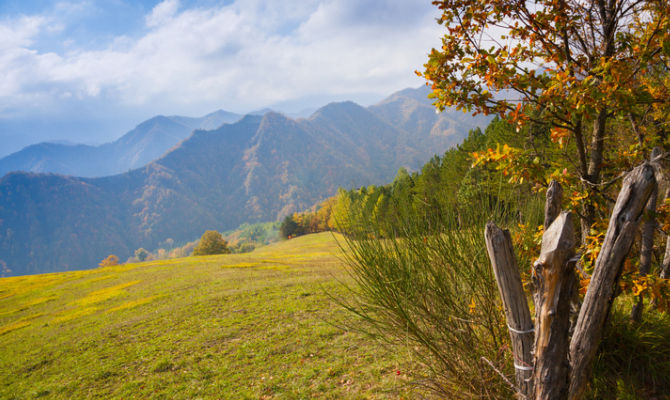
[{"left": 74, "top": 280, "right": 141, "bottom": 307}]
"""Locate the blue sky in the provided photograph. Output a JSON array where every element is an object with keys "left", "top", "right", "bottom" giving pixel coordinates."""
[{"left": 0, "top": 0, "right": 442, "bottom": 155}]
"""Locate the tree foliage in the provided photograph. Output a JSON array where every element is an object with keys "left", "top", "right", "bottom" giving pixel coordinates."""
[
  {"left": 279, "top": 197, "right": 337, "bottom": 239},
  {"left": 421, "top": 0, "right": 670, "bottom": 238},
  {"left": 192, "top": 230, "right": 230, "bottom": 256},
  {"left": 99, "top": 254, "right": 119, "bottom": 268},
  {"left": 330, "top": 120, "right": 543, "bottom": 240},
  {"left": 134, "top": 248, "right": 149, "bottom": 262}
]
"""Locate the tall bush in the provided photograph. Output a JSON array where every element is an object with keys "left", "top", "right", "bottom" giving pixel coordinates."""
[{"left": 338, "top": 193, "right": 543, "bottom": 398}]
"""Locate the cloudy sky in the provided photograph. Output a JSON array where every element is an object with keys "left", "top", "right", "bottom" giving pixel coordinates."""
[{"left": 0, "top": 0, "right": 443, "bottom": 155}]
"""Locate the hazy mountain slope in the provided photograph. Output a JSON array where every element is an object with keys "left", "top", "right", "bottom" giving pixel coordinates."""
[
  {"left": 0, "top": 172, "right": 134, "bottom": 274},
  {"left": 0, "top": 111, "right": 242, "bottom": 178},
  {"left": 167, "top": 109, "right": 242, "bottom": 131},
  {"left": 0, "top": 143, "right": 103, "bottom": 177},
  {"left": 0, "top": 88, "right": 489, "bottom": 276},
  {"left": 368, "top": 85, "right": 491, "bottom": 167}
]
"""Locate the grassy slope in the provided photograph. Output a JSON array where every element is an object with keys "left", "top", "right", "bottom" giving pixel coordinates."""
[{"left": 0, "top": 233, "right": 414, "bottom": 399}]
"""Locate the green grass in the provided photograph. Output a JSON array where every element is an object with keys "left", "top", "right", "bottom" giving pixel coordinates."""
[{"left": 0, "top": 233, "right": 415, "bottom": 399}]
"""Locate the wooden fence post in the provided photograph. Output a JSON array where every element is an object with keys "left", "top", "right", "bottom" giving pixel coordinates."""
[
  {"left": 484, "top": 222, "right": 534, "bottom": 399},
  {"left": 544, "top": 180, "right": 563, "bottom": 230},
  {"left": 568, "top": 163, "right": 657, "bottom": 399},
  {"left": 532, "top": 212, "right": 575, "bottom": 400}
]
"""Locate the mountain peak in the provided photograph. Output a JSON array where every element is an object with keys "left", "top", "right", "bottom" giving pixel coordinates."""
[
  {"left": 260, "top": 111, "right": 290, "bottom": 123},
  {"left": 309, "top": 100, "right": 367, "bottom": 120},
  {"left": 249, "top": 108, "right": 276, "bottom": 116},
  {"left": 374, "top": 85, "right": 432, "bottom": 106}
]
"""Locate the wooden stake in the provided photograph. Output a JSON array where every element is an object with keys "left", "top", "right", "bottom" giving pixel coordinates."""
[
  {"left": 485, "top": 222, "right": 534, "bottom": 399},
  {"left": 532, "top": 212, "right": 575, "bottom": 400},
  {"left": 568, "top": 163, "right": 657, "bottom": 399},
  {"left": 544, "top": 180, "right": 563, "bottom": 230}
]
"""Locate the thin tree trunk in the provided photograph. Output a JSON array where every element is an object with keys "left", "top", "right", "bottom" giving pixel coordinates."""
[
  {"left": 532, "top": 212, "right": 575, "bottom": 400},
  {"left": 484, "top": 222, "right": 534, "bottom": 399},
  {"left": 661, "top": 190, "right": 670, "bottom": 278},
  {"left": 569, "top": 163, "right": 657, "bottom": 399},
  {"left": 580, "top": 111, "right": 608, "bottom": 243},
  {"left": 631, "top": 148, "right": 662, "bottom": 322}
]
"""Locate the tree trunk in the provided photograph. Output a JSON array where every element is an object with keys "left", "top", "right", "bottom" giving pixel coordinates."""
[
  {"left": 661, "top": 189, "right": 670, "bottom": 278},
  {"left": 532, "top": 212, "right": 575, "bottom": 400},
  {"left": 579, "top": 111, "right": 608, "bottom": 243},
  {"left": 569, "top": 163, "right": 657, "bottom": 399},
  {"left": 631, "top": 148, "right": 662, "bottom": 322},
  {"left": 484, "top": 222, "right": 534, "bottom": 399}
]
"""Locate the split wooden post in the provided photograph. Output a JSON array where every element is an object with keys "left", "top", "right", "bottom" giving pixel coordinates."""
[
  {"left": 569, "top": 163, "right": 657, "bottom": 399},
  {"left": 484, "top": 222, "right": 534, "bottom": 399},
  {"left": 532, "top": 212, "right": 575, "bottom": 400},
  {"left": 544, "top": 180, "right": 563, "bottom": 230}
]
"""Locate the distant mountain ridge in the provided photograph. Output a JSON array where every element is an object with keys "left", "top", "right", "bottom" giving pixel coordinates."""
[
  {"left": 0, "top": 110, "right": 242, "bottom": 178},
  {"left": 0, "top": 87, "right": 490, "bottom": 276}
]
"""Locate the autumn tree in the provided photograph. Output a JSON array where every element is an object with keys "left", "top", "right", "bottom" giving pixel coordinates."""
[
  {"left": 422, "top": 0, "right": 670, "bottom": 239},
  {"left": 417, "top": 0, "right": 670, "bottom": 398},
  {"left": 99, "top": 254, "right": 119, "bottom": 267},
  {"left": 192, "top": 230, "right": 230, "bottom": 256}
]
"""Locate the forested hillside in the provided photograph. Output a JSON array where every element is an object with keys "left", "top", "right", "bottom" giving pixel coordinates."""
[
  {"left": 280, "top": 116, "right": 537, "bottom": 240},
  {"left": 0, "top": 87, "right": 489, "bottom": 276}
]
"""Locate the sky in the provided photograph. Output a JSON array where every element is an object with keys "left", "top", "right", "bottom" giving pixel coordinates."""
[{"left": 0, "top": 0, "right": 443, "bottom": 155}]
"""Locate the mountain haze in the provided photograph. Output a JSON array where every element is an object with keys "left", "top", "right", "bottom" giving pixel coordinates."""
[
  {"left": 0, "top": 110, "right": 242, "bottom": 178},
  {"left": 0, "top": 87, "right": 489, "bottom": 276}
]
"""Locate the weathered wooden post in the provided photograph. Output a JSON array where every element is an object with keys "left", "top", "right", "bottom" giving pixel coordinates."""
[
  {"left": 544, "top": 180, "right": 563, "bottom": 230},
  {"left": 486, "top": 163, "right": 658, "bottom": 399},
  {"left": 569, "top": 162, "right": 657, "bottom": 399},
  {"left": 484, "top": 223, "right": 534, "bottom": 399},
  {"left": 532, "top": 212, "right": 575, "bottom": 400}
]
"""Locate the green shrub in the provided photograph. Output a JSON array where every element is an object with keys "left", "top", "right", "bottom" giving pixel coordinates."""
[
  {"left": 134, "top": 248, "right": 148, "bottom": 262},
  {"left": 280, "top": 215, "right": 300, "bottom": 239},
  {"left": 337, "top": 194, "right": 540, "bottom": 398}
]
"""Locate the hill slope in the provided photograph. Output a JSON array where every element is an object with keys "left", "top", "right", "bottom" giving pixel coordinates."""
[
  {"left": 0, "top": 110, "right": 242, "bottom": 178},
  {"left": 0, "top": 234, "right": 414, "bottom": 399},
  {"left": 0, "top": 87, "right": 489, "bottom": 275}
]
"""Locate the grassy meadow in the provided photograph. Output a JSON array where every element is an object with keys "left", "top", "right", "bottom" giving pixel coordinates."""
[{"left": 0, "top": 233, "right": 416, "bottom": 399}]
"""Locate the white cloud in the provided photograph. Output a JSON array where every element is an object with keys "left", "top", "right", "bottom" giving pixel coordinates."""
[
  {"left": 0, "top": 15, "right": 46, "bottom": 50},
  {"left": 0, "top": 0, "right": 442, "bottom": 118},
  {"left": 146, "top": 0, "right": 180, "bottom": 28}
]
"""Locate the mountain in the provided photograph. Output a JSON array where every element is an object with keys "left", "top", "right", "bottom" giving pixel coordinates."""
[
  {"left": 0, "top": 110, "right": 242, "bottom": 178},
  {"left": 0, "top": 87, "right": 490, "bottom": 276},
  {"left": 369, "top": 85, "right": 480, "bottom": 137},
  {"left": 167, "top": 109, "right": 242, "bottom": 131}
]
